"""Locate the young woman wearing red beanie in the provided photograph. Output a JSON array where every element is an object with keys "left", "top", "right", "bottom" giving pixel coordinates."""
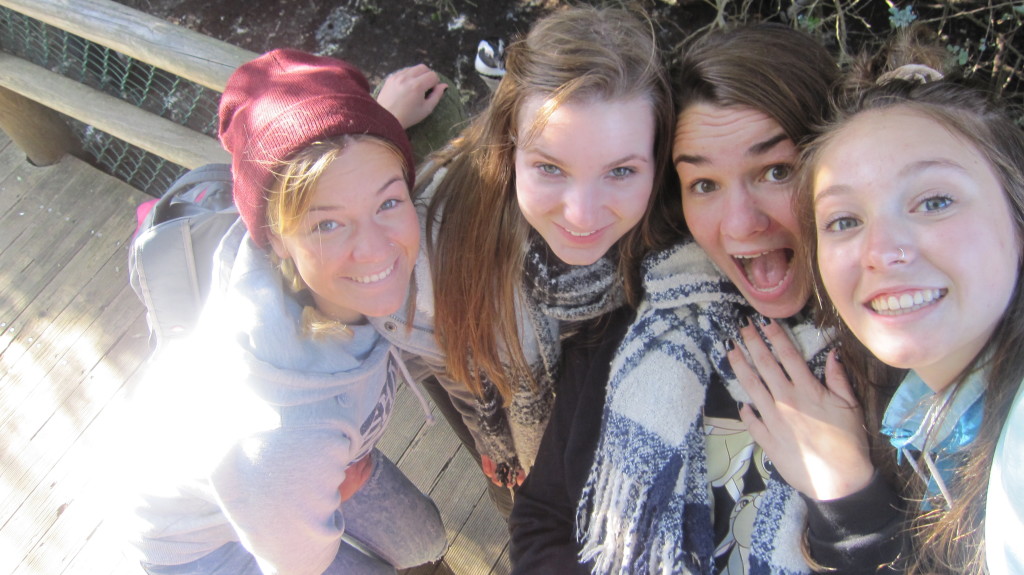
[{"left": 122, "top": 49, "right": 448, "bottom": 575}]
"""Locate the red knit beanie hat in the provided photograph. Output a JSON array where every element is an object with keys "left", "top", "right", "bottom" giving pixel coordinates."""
[{"left": 219, "top": 49, "right": 415, "bottom": 248}]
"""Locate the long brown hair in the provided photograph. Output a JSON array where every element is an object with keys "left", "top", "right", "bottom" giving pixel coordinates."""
[
  {"left": 796, "top": 26, "right": 1024, "bottom": 573},
  {"left": 424, "top": 4, "right": 678, "bottom": 400}
]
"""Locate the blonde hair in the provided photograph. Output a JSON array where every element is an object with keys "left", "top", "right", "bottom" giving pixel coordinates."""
[
  {"left": 266, "top": 134, "right": 409, "bottom": 339},
  {"left": 422, "top": 4, "right": 679, "bottom": 401},
  {"left": 796, "top": 25, "right": 1024, "bottom": 573}
]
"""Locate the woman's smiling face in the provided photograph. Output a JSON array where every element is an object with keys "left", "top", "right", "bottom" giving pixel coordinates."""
[
  {"left": 813, "top": 107, "right": 1020, "bottom": 391},
  {"left": 514, "top": 95, "right": 657, "bottom": 266},
  {"left": 674, "top": 103, "right": 808, "bottom": 318},
  {"left": 269, "top": 139, "right": 419, "bottom": 324}
]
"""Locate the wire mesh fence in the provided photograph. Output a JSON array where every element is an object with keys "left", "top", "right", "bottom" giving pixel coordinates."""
[{"left": 0, "top": 5, "right": 222, "bottom": 196}]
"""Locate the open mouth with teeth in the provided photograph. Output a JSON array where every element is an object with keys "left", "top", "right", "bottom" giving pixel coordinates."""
[
  {"left": 352, "top": 262, "right": 396, "bottom": 284},
  {"left": 734, "top": 248, "right": 794, "bottom": 294},
  {"left": 868, "top": 288, "right": 947, "bottom": 315}
]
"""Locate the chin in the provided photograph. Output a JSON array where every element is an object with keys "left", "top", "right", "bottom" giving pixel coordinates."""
[
  {"left": 743, "top": 288, "right": 809, "bottom": 320},
  {"left": 551, "top": 248, "right": 604, "bottom": 267}
]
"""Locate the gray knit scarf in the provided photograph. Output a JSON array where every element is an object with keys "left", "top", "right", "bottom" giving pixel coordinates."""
[
  {"left": 416, "top": 166, "right": 624, "bottom": 484},
  {"left": 577, "top": 240, "right": 829, "bottom": 574},
  {"left": 473, "top": 234, "right": 624, "bottom": 484}
]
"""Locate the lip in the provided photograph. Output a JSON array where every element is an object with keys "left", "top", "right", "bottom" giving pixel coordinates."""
[
  {"left": 557, "top": 222, "right": 609, "bottom": 244},
  {"left": 864, "top": 287, "right": 947, "bottom": 316},
  {"left": 350, "top": 258, "right": 398, "bottom": 284},
  {"left": 730, "top": 248, "right": 795, "bottom": 300}
]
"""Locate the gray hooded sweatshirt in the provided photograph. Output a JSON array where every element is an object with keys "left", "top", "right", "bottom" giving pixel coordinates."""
[{"left": 123, "top": 220, "right": 423, "bottom": 575}]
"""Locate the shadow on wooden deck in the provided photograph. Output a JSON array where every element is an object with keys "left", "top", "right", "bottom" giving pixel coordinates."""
[{"left": 0, "top": 132, "right": 510, "bottom": 575}]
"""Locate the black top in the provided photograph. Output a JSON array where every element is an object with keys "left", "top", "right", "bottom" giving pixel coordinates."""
[
  {"left": 509, "top": 306, "right": 906, "bottom": 574},
  {"left": 509, "top": 306, "right": 633, "bottom": 574}
]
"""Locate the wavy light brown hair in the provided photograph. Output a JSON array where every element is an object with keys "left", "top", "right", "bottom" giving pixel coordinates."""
[
  {"left": 796, "top": 26, "right": 1024, "bottom": 574},
  {"left": 423, "top": 4, "right": 679, "bottom": 400}
]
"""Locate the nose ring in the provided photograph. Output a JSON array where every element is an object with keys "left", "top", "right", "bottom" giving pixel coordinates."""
[{"left": 894, "top": 247, "right": 906, "bottom": 263}]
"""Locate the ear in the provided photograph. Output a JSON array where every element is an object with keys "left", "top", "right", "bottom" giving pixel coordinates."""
[{"left": 267, "top": 232, "right": 290, "bottom": 261}]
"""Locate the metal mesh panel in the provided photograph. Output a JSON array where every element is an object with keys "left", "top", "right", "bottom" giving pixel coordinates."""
[{"left": 0, "top": 6, "right": 222, "bottom": 196}]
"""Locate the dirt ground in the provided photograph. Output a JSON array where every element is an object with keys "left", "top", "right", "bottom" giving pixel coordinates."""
[
  {"left": 112, "top": 0, "right": 721, "bottom": 112},
  {"left": 109, "top": 1, "right": 1023, "bottom": 116}
]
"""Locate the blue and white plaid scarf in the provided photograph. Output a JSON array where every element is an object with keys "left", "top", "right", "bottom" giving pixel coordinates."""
[{"left": 577, "top": 240, "right": 829, "bottom": 574}]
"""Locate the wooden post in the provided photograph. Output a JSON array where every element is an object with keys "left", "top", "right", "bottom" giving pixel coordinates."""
[{"left": 0, "top": 85, "right": 80, "bottom": 166}]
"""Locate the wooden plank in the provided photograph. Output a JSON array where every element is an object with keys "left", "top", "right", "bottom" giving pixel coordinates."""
[
  {"left": 443, "top": 490, "right": 511, "bottom": 575},
  {"left": 0, "top": 269, "right": 148, "bottom": 532},
  {"left": 0, "top": 156, "right": 80, "bottom": 250},
  {"left": 491, "top": 546, "right": 512, "bottom": 575},
  {"left": 0, "top": 0, "right": 254, "bottom": 92},
  {"left": 7, "top": 315, "right": 149, "bottom": 575},
  {"left": 376, "top": 382, "right": 435, "bottom": 464},
  {"left": 394, "top": 409, "right": 463, "bottom": 492},
  {"left": 0, "top": 164, "right": 115, "bottom": 299},
  {"left": 0, "top": 164, "right": 146, "bottom": 509},
  {"left": 0, "top": 163, "right": 132, "bottom": 363},
  {"left": 0, "top": 124, "right": 36, "bottom": 184},
  {"left": 0, "top": 53, "right": 230, "bottom": 169}
]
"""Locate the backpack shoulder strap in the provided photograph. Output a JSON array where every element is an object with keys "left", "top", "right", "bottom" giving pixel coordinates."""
[{"left": 149, "top": 164, "right": 234, "bottom": 223}]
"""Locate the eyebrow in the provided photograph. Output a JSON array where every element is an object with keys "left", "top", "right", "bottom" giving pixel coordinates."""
[
  {"left": 814, "top": 158, "right": 969, "bottom": 204},
  {"left": 306, "top": 175, "right": 405, "bottom": 213},
  {"left": 673, "top": 132, "right": 790, "bottom": 167},
  {"left": 522, "top": 143, "right": 652, "bottom": 169}
]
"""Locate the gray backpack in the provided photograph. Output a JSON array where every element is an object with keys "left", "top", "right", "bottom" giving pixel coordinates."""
[{"left": 128, "top": 163, "right": 237, "bottom": 347}]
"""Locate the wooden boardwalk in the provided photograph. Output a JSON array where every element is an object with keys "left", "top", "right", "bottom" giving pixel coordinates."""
[{"left": 0, "top": 131, "right": 510, "bottom": 575}]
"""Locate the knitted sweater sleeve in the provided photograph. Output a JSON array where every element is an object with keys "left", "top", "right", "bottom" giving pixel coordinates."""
[
  {"left": 211, "top": 427, "right": 353, "bottom": 575},
  {"left": 801, "top": 472, "right": 905, "bottom": 574}
]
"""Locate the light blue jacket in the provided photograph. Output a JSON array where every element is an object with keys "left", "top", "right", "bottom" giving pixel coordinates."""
[{"left": 125, "top": 220, "right": 424, "bottom": 575}]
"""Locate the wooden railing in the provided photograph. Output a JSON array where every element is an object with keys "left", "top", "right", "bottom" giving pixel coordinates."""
[{"left": 0, "top": 0, "right": 256, "bottom": 168}]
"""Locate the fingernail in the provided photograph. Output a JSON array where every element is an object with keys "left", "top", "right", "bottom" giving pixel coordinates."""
[
  {"left": 736, "top": 401, "right": 745, "bottom": 412},
  {"left": 739, "top": 316, "right": 750, "bottom": 327},
  {"left": 759, "top": 316, "right": 772, "bottom": 326},
  {"left": 725, "top": 338, "right": 735, "bottom": 351}
]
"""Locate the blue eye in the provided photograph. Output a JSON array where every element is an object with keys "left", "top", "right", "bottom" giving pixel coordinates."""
[
  {"left": 823, "top": 216, "right": 860, "bottom": 233},
  {"left": 538, "top": 164, "right": 562, "bottom": 176},
  {"left": 610, "top": 166, "right": 635, "bottom": 178},
  {"left": 380, "top": 198, "right": 400, "bottom": 211},
  {"left": 315, "top": 220, "right": 339, "bottom": 233},
  {"left": 919, "top": 195, "right": 953, "bottom": 212}
]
